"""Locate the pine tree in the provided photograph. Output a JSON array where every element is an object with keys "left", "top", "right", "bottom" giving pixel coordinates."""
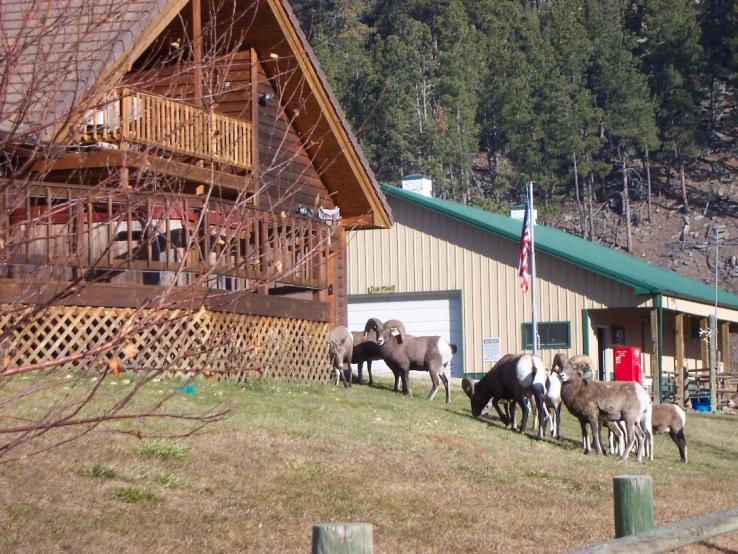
[
  {"left": 634, "top": 0, "right": 705, "bottom": 213},
  {"left": 433, "top": 0, "right": 483, "bottom": 201},
  {"left": 583, "top": 0, "right": 657, "bottom": 244}
]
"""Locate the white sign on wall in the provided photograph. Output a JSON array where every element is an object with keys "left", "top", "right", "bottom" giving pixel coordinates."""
[{"left": 483, "top": 337, "right": 501, "bottom": 363}]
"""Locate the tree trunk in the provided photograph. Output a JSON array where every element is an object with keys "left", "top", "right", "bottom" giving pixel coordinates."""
[
  {"left": 622, "top": 156, "right": 632, "bottom": 252},
  {"left": 680, "top": 160, "right": 689, "bottom": 213},
  {"left": 588, "top": 172, "right": 595, "bottom": 241},
  {"left": 573, "top": 151, "right": 585, "bottom": 237},
  {"left": 644, "top": 147, "right": 652, "bottom": 223}
]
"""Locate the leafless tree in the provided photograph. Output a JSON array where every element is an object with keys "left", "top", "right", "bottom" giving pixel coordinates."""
[{"left": 0, "top": 0, "right": 342, "bottom": 460}]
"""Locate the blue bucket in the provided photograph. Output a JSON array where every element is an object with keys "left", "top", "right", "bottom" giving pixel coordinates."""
[{"left": 690, "top": 397, "right": 711, "bottom": 412}]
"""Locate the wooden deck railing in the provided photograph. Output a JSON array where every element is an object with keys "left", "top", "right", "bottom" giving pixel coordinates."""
[
  {"left": 76, "top": 88, "right": 252, "bottom": 170},
  {"left": 3, "top": 185, "right": 328, "bottom": 291}
]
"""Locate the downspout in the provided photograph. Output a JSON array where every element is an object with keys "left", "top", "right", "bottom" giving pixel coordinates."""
[
  {"left": 582, "top": 309, "right": 590, "bottom": 357},
  {"left": 654, "top": 292, "right": 664, "bottom": 403}
]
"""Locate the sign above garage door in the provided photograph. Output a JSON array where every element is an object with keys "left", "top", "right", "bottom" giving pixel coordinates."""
[{"left": 347, "top": 292, "right": 463, "bottom": 377}]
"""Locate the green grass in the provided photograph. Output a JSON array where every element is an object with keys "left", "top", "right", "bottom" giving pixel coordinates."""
[
  {"left": 2, "top": 375, "right": 738, "bottom": 552},
  {"left": 80, "top": 463, "right": 116, "bottom": 479},
  {"left": 135, "top": 440, "right": 188, "bottom": 461},
  {"left": 153, "top": 472, "right": 186, "bottom": 489},
  {"left": 113, "top": 486, "right": 159, "bottom": 503}
]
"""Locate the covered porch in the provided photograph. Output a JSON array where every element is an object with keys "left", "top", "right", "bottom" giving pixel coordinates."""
[{"left": 586, "top": 297, "right": 738, "bottom": 409}]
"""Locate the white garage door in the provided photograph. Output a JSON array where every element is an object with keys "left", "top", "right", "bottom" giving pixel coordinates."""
[{"left": 348, "top": 293, "right": 463, "bottom": 377}]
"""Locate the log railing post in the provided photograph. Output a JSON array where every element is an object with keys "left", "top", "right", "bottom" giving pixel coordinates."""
[
  {"left": 312, "top": 523, "right": 373, "bottom": 554},
  {"left": 613, "top": 475, "right": 655, "bottom": 538}
]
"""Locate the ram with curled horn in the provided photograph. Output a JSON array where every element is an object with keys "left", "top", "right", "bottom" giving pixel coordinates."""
[
  {"left": 367, "top": 318, "right": 456, "bottom": 402},
  {"left": 558, "top": 354, "right": 653, "bottom": 462}
]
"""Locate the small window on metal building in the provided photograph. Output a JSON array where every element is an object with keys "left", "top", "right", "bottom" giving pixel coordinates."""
[{"left": 522, "top": 322, "right": 571, "bottom": 349}]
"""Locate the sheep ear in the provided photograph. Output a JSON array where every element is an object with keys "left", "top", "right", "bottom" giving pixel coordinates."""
[
  {"left": 390, "top": 327, "right": 403, "bottom": 343},
  {"left": 461, "top": 378, "right": 475, "bottom": 399}
]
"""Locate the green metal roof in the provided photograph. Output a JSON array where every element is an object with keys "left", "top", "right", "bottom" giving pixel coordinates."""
[{"left": 382, "top": 184, "right": 738, "bottom": 310}]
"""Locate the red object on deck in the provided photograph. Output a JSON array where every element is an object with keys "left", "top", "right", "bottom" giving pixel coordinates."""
[{"left": 614, "top": 345, "right": 642, "bottom": 383}]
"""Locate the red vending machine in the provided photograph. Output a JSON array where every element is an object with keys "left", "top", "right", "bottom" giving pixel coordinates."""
[{"left": 613, "top": 345, "right": 642, "bottom": 383}]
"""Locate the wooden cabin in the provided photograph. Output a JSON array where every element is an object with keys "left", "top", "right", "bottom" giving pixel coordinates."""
[{"left": 0, "top": 0, "right": 392, "bottom": 381}]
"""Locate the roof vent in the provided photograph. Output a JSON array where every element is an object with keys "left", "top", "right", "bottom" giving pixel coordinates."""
[{"left": 401, "top": 174, "right": 432, "bottom": 197}]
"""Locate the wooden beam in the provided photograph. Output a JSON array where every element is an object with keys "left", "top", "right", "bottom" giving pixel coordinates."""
[
  {"left": 570, "top": 506, "right": 738, "bottom": 553},
  {"left": 192, "top": 0, "right": 203, "bottom": 108},
  {"left": 34, "top": 151, "right": 255, "bottom": 193},
  {"left": 675, "top": 313, "right": 685, "bottom": 406},
  {"left": 0, "top": 279, "right": 330, "bottom": 322},
  {"left": 650, "top": 308, "right": 660, "bottom": 403},
  {"left": 250, "top": 47, "right": 261, "bottom": 206},
  {"left": 721, "top": 321, "right": 731, "bottom": 372},
  {"left": 701, "top": 316, "right": 709, "bottom": 369}
]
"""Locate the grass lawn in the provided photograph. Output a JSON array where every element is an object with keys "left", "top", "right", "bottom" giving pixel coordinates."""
[{"left": 1, "top": 375, "right": 738, "bottom": 553}]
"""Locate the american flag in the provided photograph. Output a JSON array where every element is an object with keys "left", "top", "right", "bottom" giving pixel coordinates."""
[{"left": 517, "top": 204, "right": 531, "bottom": 292}]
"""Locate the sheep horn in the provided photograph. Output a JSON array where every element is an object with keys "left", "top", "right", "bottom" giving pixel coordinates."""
[
  {"left": 566, "top": 354, "right": 593, "bottom": 372},
  {"left": 383, "top": 319, "right": 407, "bottom": 339},
  {"left": 363, "top": 318, "right": 382, "bottom": 339},
  {"left": 551, "top": 352, "right": 568, "bottom": 373},
  {"left": 461, "top": 378, "right": 475, "bottom": 400}
]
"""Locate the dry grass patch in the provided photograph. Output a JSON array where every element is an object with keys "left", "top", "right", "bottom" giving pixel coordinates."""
[{"left": 1, "top": 376, "right": 738, "bottom": 552}]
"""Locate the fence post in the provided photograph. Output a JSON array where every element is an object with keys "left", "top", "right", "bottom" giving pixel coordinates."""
[
  {"left": 312, "top": 523, "right": 373, "bottom": 554},
  {"left": 613, "top": 475, "right": 655, "bottom": 538}
]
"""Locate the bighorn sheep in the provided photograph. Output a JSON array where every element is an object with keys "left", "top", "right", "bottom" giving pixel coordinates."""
[
  {"left": 328, "top": 325, "right": 353, "bottom": 387},
  {"left": 461, "top": 353, "right": 548, "bottom": 439},
  {"left": 351, "top": 318, "right": 383, "bottom": 385},
  {"left": 364, "top": 319, "right": 455, "bottom": 402},
  {"left": 651, "top": 404, "right": 688, "bottom": 463},
  {"left": 544, "top": 353, "right": 568, "bottom": 439},
  {"left": 557, "top": 355, "right": 652, "bottom": 462}
]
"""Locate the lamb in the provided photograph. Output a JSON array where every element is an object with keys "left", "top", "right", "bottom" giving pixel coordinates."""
[
  {"left": 461, "top": 353, "right": 548, "bottom": 439},
  {"left": 650, "top": 403, "right": 688, "bottom": 463},
  {"left": 557, "top": 355, "right": 652, "bottom": 462},
  {"left": 328, "top": 325, "right": 353, "bottom": 387},
  {"left": 351, "top": 318, "right": 383, "bottom": 385},
  {"left": 364, "top": 319, "right": 455, "bottom": 403},
  {"left": 544, "top": 353, "right": 567, "bottom": 439}
]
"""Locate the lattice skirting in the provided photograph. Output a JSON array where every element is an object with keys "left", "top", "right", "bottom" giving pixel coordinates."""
[{"left": 0, "top": 303, "right": 332, "bottom": 383}]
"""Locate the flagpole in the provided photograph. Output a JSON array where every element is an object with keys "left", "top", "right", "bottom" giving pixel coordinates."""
[{"left": 529, "top": 182, "right": 538, "bottom": 356}]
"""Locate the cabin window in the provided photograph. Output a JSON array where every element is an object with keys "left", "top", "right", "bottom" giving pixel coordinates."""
[{"left": 521, "top": 322, "right": 571, "bottom": 349}]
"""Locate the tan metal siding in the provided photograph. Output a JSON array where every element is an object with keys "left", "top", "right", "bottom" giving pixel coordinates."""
[{"left": 348, "top": 197, "right": 645, "bottom": 373}]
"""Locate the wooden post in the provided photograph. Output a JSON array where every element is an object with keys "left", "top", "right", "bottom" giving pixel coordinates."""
[
  {"left": 700, "top": 317, "right": 709, "bottom": 369},
  {"left": 250, "top": 47, "right": 260, "bottom": 205},
  {"left": 675, "top": 313, "right": 685, "bottom": 406},
  {"left": 613, "top": 475, "right": 655, "bottom": 539},
  {"left": 192, "top": 0, "right": 203, "bottom": 108},
  {"left": 709, "top": 314, "right": 718, "bottom": 412},
  {"left": 650, "top": 309, "right": 660, "bottom": 403},
  {"left": 721, "top": 321, "right": 731, "bottom": 372},
  {"left": 312, "top": 523, "right": 373, "bottom": 554}
]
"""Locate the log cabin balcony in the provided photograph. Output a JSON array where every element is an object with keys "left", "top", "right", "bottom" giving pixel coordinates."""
[
  {"left": 2, "top": 185, "right": 330, "bottom": 295},
  {"left": 74, "top": 88, "right": 253, "bottom": 171}
]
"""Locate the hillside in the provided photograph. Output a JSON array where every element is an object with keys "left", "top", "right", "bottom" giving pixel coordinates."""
[
  {"left": 2, "top": 377, "right": 738, "bottom": 552},
  {"left": 289, "top": 0, "right": 738, "bottom": 294},
  {"left": 548, "top": 144, "right": 738, "bottom": 295}
]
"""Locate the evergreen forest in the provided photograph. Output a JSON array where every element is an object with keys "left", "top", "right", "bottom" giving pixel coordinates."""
[{"left": 291, "top": 0, "right": 738, "bottom": 249}]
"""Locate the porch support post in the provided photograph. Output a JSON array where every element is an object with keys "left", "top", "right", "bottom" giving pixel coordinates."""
[
  {"left": 250, "top": 47, "right": 260, "bottom": 206},
  {"left": 192, "top": 0, "right": 203, "bottom": 108},
  {"left": 709, "top": 314, "right": 718, "bottom": 412},
  {"left": 721, "top": 321, "right": 731, "bottom": 372},
  {"left": 675, "top": 312, "right": 685, "bottom": 406},
  {"left": 700, "top": 317, "right": 709, "bottom": 369},
  {"left": 650, "top": 307, "right": 661, "bottom": 403}
]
